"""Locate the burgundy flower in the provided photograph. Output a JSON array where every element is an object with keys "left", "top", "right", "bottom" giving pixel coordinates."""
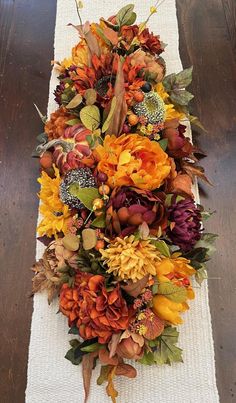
[
  {"left": 162, "top": 119, "right": 193, "bottom": 158},
  {"left": 167, "top": 197, "right": 202, "bottom": 251},
  {"left": 106, "top": 186, "right": 167, "bottom": 237}
]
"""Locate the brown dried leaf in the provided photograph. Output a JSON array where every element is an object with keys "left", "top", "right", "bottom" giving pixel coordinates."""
[
  {"left": 170, "top": 173, "right": 194, "bottom": 198},
  {"left": 83, "top": 21, "right": 101, "bottom": 58},
  {"left": 99, "top": 347, "right": 119, "bottom": 366},
  {"left": 31, "top": 253, "right": 61, "bottom": 304},
  {"left": 103, "top": 27, "right": 119, "bottom": 45},
  {"left": 106, "top": 367, "right": 118, "bottom": 403},
  {"left": 106, "top": 57, "right": 128, "bottom": 136},
  {"left": 115, "top": 363, "right": 137, "bottom": 378},
  {"left": 82, "top": 352, "right": 98, "bottom": 403},
  {"left": 182, "top": 162, "right": 213, "bottom": 185},
  {"left": 108, "top": 333, "right": 122, "bottom": 358},
  {"left": 121, "top": 274, "right": 149, "bottom": 297}
]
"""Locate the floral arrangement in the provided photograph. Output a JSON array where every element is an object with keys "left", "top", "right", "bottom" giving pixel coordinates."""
[{"left": 32, "top": 2, "right": 217, "bottom": 402}]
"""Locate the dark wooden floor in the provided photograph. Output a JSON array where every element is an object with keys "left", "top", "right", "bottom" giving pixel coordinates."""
[{"left": 0, "top": 1, "right": 235, "bottom": 402}]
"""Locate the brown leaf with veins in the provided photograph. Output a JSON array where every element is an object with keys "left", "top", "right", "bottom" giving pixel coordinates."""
[
  {"left": 121, "top": 274, "right": 149, "bottom": 297},
  {"left": 106, "top": 56, "right": 128, "bottom": 136},
  {"left": 82, "top": 351, "right": 98, "bottom": 403},
  {"left": 103, "top": 27, "right": 119, "bottom": 45},
  {"left": 169, "top": 173, "right": 194, "bottom": 198},
  {"left": 115, "top": 363, "right": 137, "bottom": 378},
  {"left": 106, "top": 366, "right": 118, "bottom": 403},
  {"left": 181, "top": 161, "right": 213, "bottom": 185}
]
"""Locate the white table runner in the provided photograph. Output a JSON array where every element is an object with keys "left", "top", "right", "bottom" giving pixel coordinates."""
[{"left": 26, "top": 1, "right": 219, "bottom": 402}]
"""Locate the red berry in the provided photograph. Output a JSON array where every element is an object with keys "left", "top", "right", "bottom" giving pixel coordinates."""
[
  {"left": 122, "top": 123, "right": 131, "bottom": 133},
  {"left": 97, "top": 172, "right": 108, "bottom": 183}
]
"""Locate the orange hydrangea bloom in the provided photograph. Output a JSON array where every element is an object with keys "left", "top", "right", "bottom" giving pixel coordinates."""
[{"left": 94, "top": 133, "right": 171, "bottom": 190}]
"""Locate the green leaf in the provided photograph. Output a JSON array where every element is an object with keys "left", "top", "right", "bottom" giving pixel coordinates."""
[
  {"left": 68, "top": 184, "right": 100, "bottom": 210},
  {"left": 189, "top": 114, "right": 207, "bottom": 132},
  {"left": 81, "top": 342, "right": 101, "bottom": 353},
  {"left": 157, "top": 282, "right": 187, "bottom": 303},
  {"left": 195, "top": 265, "right": 208, "bottom": 285},
  {"left": 102, "top": 97, "right": 117, "bottom": 133},
  {"left": 139, "top": 351, "right": 156, "bottom": 366},
  {"left": 183, "top": 247, "right": 210, "bottom": 267},
  {"left": 163, "top": 67, "right": 193, "bottom": 91},
  {"left": 80, "top": 105, "right": 100, "bottom": 131},
  {"left": 97, "top": 365, "right": 112, "bottom": 385},
  {"left": 65, "top": 347, "right": 82, "bottom": 366},
  {"left": 201, "top": 210, "right": 214, "bottom": 220},
  {"left": 65, "top": 93, "right": 83, "bottom": 109},
  {"left": 195, "top": 233, "right": 218, "bottom": 257},
  {"left": 125, "top": 11, "right": 137, "bottom": 26},
  {"left": 116, "top": 4, "right": 135, "bottom": 27},
  {"left": 170, "top": 90, "right": 194, "bottom": 106},
  {"left": 154, "top": 326, "right": 183, "bottom": 365},
  {"left": 69, "top": 339, "right": 80, "bottom": 348},
  {"left": 175, "top": 66, "right": 193, "bottom": 88},
  {"left": 158, "top": 138, "right": 168, "bottom": 151},
  {"left": 66, "top": 118, "right": 80, "bottom": 126},
  {"left": 152, "top": 240, "right": 171, "bottom": 257},
  {"left": 36, "top": 132, "right": 48, "bottom": 144},
  {"left": 84, "top": 89, "right": 97, "bottom": 105},
  {"left": 91, "top": 214, "right": 106, "bottom": 228},
  {"left": 68, "top": 326, "right": 79, "bottom": 335}
]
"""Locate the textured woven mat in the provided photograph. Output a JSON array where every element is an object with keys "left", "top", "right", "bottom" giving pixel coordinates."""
[{"left": 26, "top": 1, "right": 219, "bottom": 402}]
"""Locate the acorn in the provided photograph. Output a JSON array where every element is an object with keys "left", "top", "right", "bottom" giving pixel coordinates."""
[
  {"left": 133, "top": 91, "right": 144, "bottom": 102},
  {"left": 128, "top": 114, "right": 139, "bottom": 126},
  {"left": 141, "top": 82, "right": 152, "bottom": 93}
]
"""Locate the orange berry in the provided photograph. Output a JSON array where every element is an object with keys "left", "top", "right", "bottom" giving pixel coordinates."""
[
  {"left": 133, "top": 91, "right": 144, "bottom": 102},
  {"left": 117, "top": 207, "right": 129, "bottom": 223},
  {"left": 128, "top": 114, "right": 139, "bottom": 126},
  {"left": 128, "top": 213, "right": 143, "bottom": 226},
  {"left": 99, "top": 184, "right": 110, "bottom": 195},
  {"left": 95, "top": 239, "right": 105, "bottom": 250},
  {"left": 93, "top": 198, "right": 104, "bottom": 210},
  {"left": 40, "top": 151, "right": 53, "bottom": 169}
]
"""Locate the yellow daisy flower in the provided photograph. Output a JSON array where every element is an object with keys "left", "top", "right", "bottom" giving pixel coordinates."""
[
  {"left": 37, "top": 167, "right": 71, "bottom": 238},
  {"left": 155, "top": 82, "right": 186, "bottom": 121}
]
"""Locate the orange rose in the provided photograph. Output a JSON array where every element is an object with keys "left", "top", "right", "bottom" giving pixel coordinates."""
[{"left": 94, "top": 133, "right": 171, "bottom": 191}]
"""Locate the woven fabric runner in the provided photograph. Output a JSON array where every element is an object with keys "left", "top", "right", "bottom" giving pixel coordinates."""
[{"left": 26, "top": 1, "right": 219, "bottom": 402}]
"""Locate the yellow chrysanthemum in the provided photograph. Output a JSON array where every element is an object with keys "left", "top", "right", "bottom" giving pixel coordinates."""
[
  {"left": 37, "top": 167, "right": 71, "bottom": 238},
  {"left": 155, "top": 82, "right": 185, "bottom": 121},
  {"left": 100, "top": 235, "right": 162, "bottom": 282}
]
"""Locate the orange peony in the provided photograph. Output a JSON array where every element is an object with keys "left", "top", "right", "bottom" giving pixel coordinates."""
[
  {"left": 59, "top": 273, "right": 130, "bottom": 343},
  {"left": 94, "top": 133, "right": 171, "bottom": 190}
]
